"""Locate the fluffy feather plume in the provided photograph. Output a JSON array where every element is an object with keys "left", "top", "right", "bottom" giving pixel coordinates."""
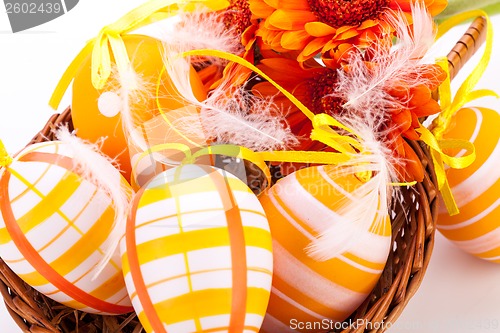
[
  {"left": 55, "top": 127, "right": 132, "bottom": 279},
  {"left": 338, "top": 2, "right": 437, "bottom": 115},
  {"left": 306, "top": 114, "right": 398, "bottom": 261},
  {"left": 306, "top": 5, "right": 436, "bottom": 260},
  {"left": 170, "top": 79, "right": 299, "bottom": 151},
  {"left": 96, "top": 64, "right": 157, "bottom": 157},
  {"left": 160, "top": 43, "right": 298, "bottom": 151},
  {"left": 158, "top": 8, "right": 244, "bottom": 68}
]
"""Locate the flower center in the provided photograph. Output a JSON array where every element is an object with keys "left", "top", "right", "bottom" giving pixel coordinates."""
[
  {"left": 223, "top": 0, "right": 252, "bottom": 36},
  {"left": 307, "top": 70, "right": 345, "bottom": 115},
  {"left": 307, "top": 0, "right": 390, "bottom": 28}
]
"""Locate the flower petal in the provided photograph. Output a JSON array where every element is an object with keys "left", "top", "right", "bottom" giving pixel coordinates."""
[
  {"left": 249, "top": 0, "right": 275, "bottom": 18},
  {"left": 337, "top": 29, "right": 360, "bottom": 41},
  {"left": 268, "top": 9, "right": 316, "bottom": 30},
  {"left": 358, "top": 19, "right": 379, "bottom": 29},
  {"left": 298, "top": 37, "right": 330, "bottom": 61},
  {"left": 263, "top": 0, "right": 279, "bottom": 8},
  {"left": 280, "top": 0, "right": 310, "bottom": 10},
  {"left": 392, "top": 109, "right": 412, "bottom": 132},
  {"left": 304, "top": 22, "right": 337, "bottom": 37},
  {"left": 413, "top": 99, "right": 441, "bottom": 117},
  {"left": 281, "top": 30, "right": 312, "bottom": 50},
  {"left": 409, "top": 85, "right": 432, "bottom": 107}
]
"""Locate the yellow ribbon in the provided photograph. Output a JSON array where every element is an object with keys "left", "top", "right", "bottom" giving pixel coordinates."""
[
  {"left": 179, "top": 49, "right": 364, "bottom": 150},
  {"left": 48, "top": 0, "right": 230, "bottom": 110},
  {"left": 0, "top": 140, "right": 12, "bottom": 168},
  {"left": 420, "top": 10, "right": 499, "bottom": 215},
  {"left": 130, "top": 142, "right": 272, "bottom": 191},
  {"left": 131, "top": 48, "right": 365, "bottom": 187}
]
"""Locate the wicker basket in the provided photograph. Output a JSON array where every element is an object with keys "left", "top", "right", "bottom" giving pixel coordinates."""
[{"left": 0, "top": 17, "right": 487, "bottom": 333}]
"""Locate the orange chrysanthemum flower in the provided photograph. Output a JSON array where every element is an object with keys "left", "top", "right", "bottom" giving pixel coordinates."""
[
  {"left": 384, "top": 63, "right": 447, "bottom": 181},
  {"left": 253, "top": 55, "right": 446, "bottom": 181},
  {"left": 253, "top": 57, "right": 343, "bottom": 151},
  {"left": 197, "top": 0, "right": 258, "bottom": 90},
  {"left": 249, "top": 0, "right": 447, "bottom": 67}
]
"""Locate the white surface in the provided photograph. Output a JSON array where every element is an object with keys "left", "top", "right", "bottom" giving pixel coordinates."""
[{"left": 0, "top": 2, "right": 500, "bottom": 332}]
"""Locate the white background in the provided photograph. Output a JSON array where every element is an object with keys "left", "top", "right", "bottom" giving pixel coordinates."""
[{"left": 1, "top": 1, "right": 500, "bottom": 332}]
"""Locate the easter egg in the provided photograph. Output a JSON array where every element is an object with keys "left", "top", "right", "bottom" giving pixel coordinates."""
[
  {"left": 128, "top": 105, "right": 210, "bottom": 189},
  {"left": 437, "top": 107, "right": 500, "bottom": 262},
  {"left": 0, "top": 141, "right": 133, "bottom": 314},
  {"left": 121, "top": 164, "right": 273, "bottom": 333},
  {"left": 258, "top": 165, "right": 392, "bottom": 332},
  {"left": 72, "top": 34, "right": 207, "bottom": 181}
]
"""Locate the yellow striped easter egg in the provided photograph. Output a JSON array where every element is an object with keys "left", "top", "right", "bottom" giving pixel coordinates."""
[
  {"left": 121, "top": 164, "right": 273, "bottom": 333},
  {"left": 258, "top": 165, "right": 392, "bottom": 332},
  {"left": 437, "top": 107, "right": 500, "bottom": 262},
  {"left": 0, "top": 141, "right": 133, "bottom": 314}
]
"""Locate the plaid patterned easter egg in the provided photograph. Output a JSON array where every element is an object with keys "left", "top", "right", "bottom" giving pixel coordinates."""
[
  {"left": 121, "top": 164, "right": 273, "bottom": 333},
  {"left": 437, "top": 107, "right": 500, "bottom": 262},
  {"left": 0, "top": 141, "right": 133, "bottom": 314},
  {"left": 258, "top": 165, "right": 392, "bottom": 332}
]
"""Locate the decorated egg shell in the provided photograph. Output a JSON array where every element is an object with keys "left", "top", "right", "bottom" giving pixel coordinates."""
[
  {"left": 258, "top": 165, "right": 392, "bottom": 332},
  {"left": 437, "top": 107, "right": 500, "bottom": 262},
  {"left": 0, "top": 141, "right": 133, "bottom": 314},
  {"left": 72, "top": 34, "right": 207, "bottom": 181},
  {"left": 129, "top": 105, "right": 211, "bottom": 190},
  {"left": 121, "top": 164, "right": 273, "bottom": 333}
]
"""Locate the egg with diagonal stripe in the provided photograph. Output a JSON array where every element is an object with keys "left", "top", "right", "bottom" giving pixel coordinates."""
[
  {"left": 258, "top": 165, "right": 392, "bottom": 332},
  {"left": 121, "top": 164, "right": 273, "bottom": 333},
  {"left": 437, "top": 107, "right": 500, "bottom": 262},
  {"left": 0, "top": 141, "right": 133, "bottom": 314}
]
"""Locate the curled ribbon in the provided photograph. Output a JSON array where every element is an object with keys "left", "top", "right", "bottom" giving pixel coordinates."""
[
  {"left": 48, "top": 0, "right": 230, "bottom": 110},
  {"left": 131, "top": 48, "right": 364, "bottom": 189},
  {"left": 0, "top": 140, "right": 12, "bottom": 168},
  {"left": 139, "top": 47, "right": 423, "bottom": 188},
  {"left": 420, "top": 10, "right": 499, "bottom": 215},
  {"left": 130, "top": 142, "right": 272, "bottom": 191},
  {"left": 178, "top": 49, "right": 364, "bottom": 159}
]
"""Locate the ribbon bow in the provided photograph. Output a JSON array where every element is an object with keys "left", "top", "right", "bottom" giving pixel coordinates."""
[
  {"left": 49, "top": 0, "right": 229, "bottom": 110},
  {"left": 419, "top": 10, "right": 499, "bottom": 215}
]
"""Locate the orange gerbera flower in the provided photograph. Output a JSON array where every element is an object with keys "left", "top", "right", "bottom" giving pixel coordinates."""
[
  {"left": 249, "top": 0, "right": 447, "bottom": 67},
  {"left": 253, "top": 55, "right": 446, "bottom": 181},
  {"left": 384, "top": 63, "right": 447, "bottom": 181},
  {"left": 253, "top": 57, "right": 344, "bottom": 151},
  {"left": 197, "top": 0, "right": 258, "bottom": 90}
]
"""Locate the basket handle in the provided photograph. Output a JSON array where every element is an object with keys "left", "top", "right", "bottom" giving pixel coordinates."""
[{"left": 446, "top": 16, "right": 487, "bottom": 81}]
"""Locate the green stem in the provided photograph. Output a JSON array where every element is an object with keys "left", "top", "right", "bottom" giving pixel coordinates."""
[{"left": 437, "top": 0, "right": 500, "bottom": 18}]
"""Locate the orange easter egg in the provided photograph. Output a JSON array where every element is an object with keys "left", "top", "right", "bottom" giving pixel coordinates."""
[
  {"left": 0, "top": 141, "right": 132, "bottom": 314},
  {"left": 259, "top": 165, "right": 391, "bottom": 332},
  {"left": 72, "top": 34, "right": 207, "bottom": 181},
  {"left": 437, "top": 107, "right": 500, "bottom": 262}
]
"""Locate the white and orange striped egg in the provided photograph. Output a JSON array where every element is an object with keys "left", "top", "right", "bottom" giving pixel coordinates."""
[
  {"left": 258, "top": 165, "right": 392, "bottom": 332},
  {"left": 0, "top": 141, "right": 133, "bottom": 314},
  {"left": 121, "top": 164, "right": 273, "bottom": 333},
  {"left": 437, "top": 107, "right": 500, "bottom": 262}
]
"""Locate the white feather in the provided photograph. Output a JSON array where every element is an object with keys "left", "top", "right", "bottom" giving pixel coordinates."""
[
  {"left": 338, "top": 2, "right": 437, "bottom": 114},
  {"left": 55, "top": 127, "right": 132, "bottom": 279},
  {"left": 161, "top": 43, "right": 298, "bottom": 151},
  {"left": 306, "top": 114, "right": 398, "bottom": 261},
  {"left": 171, "top": 85, "right": 299, "bottom": 151},
  {"left": 159, "top": 9, "right": 244, "bottom": 67},
  {"left": 107, "top": 65, "right": 156, "bottom": 154},
  {"left": 307, "top": 4, "right": 439, "bottom": 260}
]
